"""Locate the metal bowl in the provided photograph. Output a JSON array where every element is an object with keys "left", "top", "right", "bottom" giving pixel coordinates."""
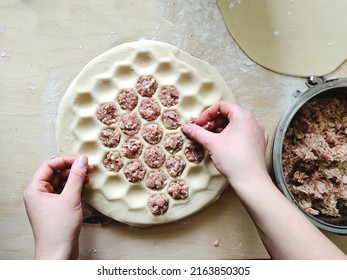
[{"left": 273, "top": 77, "right": 347, "bottom": 235}]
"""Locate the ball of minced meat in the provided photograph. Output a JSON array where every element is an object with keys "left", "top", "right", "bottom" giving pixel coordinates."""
[
  {"left": 103, "top": 151, "right": 124, "bottom": 172},
  {"left": 165, "top": 155, "right": 186, "bottom": 177},
  {"left": 124, "top": 161, "right": 147, "bottom": 183},
  {"left": 158, "top": 85, "right": 180, "bottom": 107},
  {"left": 136, "top": 75, "right": 158, "bottom": 97},
  {"left": 184, "top": 141, "right": 205, "bottom": 163},
  {"left": 148, "top": 194, "right": 169, "bottom": 215},
  {"left": 119, "top": 112, "right": 141, "bottom": 136},
  {"left": 141, "top": 123, "right": 163, "bottom": 145},
  {"left": 121, "top": 137, "right": 143, "bottom": 159},
  {"left": 145, "top": 170, "right": 167, "bottom": 190},
  {"left": 162, "top": 110, "right": 181, "bottom": 130},
  {"left": 96, "top": 102, "right": 118, "bottom": 125},
  {"left": 167, "top": 180, "right": 189, "bottom": 199},
  {"left": 143, "top": 146, "right": 166, "bottom": 168},
  {"left": 139, "top": 99, "right": 161, "bottom": 121},
  {"left": 163, "top": 133, "right": 183, "bottom": 154},
  {"left": 117, "top": 89, "right": 138, "bottom": 111},
  {"left": 99, "top": 128, "right": 121, "bottom": 148}
]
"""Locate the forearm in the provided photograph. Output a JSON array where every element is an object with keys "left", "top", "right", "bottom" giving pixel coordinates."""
[{"left": 231, "top": 173, "right": 346, "bottom": 259}]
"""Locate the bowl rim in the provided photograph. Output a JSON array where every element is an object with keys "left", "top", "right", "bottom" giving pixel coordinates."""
[{"left": 273, "top": 77, "right": 347, "bottom": 235}]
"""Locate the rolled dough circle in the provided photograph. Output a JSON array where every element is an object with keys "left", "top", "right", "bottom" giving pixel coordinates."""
[
  {"left": 56, "top": 40, "right": 235, "bottom": 226},
  {"left": 217, "top": 0, "right": 347, "bottom": 77}
]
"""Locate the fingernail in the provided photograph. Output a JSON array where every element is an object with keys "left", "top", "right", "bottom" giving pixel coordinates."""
[{"left": 77, "top": 155, "right": 88, "bottom": 169}]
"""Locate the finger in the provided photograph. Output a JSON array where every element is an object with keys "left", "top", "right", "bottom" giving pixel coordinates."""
[
  {"left": 195, "top": 101, "right": 239, "bottom": 126},
  {"left": 182, "top": 123, "right": 215, "bottom": 148},
  {"left": 61, "top": 155, "right": 88, "bottom": 200},
  {"left": 31, "top": 156, "right": 77, "bottom": 184},
  {"left": 203, "top": 115, "right": 229, "bottom": 132}
]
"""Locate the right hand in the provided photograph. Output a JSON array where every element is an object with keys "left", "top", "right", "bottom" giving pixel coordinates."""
[{"left": 182, "top": 101, "right": 269, "bottom": 187}]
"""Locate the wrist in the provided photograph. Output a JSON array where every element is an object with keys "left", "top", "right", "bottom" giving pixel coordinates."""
[
  {"left": 34, "top": 241, "right": 77, "bottom": 260},
  {"left": 227, "top": 169, "right": 274, "bottom": 198}
]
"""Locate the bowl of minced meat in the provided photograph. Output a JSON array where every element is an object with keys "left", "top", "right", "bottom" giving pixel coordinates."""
[{"left": 273, "top": 78, "right": 347, "bottom": 235}]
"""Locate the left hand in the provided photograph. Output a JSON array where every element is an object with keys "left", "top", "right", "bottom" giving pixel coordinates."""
[{"left": 23, "top": 156, "right": 93, "bottom": 259}]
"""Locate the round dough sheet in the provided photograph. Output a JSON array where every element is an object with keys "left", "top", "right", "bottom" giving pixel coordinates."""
[{"left": 56, "top": 40, "right": 235, "bottom": 226}]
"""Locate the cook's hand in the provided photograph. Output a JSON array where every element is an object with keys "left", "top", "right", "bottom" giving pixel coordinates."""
[
  {"left": 182, "top": 101, "right": 268, "bottom": 187},
  {"left": 23, "top": 156, "right": 93, "bottom": 259}
]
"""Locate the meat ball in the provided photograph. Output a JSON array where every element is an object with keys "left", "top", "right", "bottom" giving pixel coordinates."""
[
  {"left": 121, "top": 137, "right": 143, "bottom": 159},
  {"left": 119, "top": 112, "right": 141, "bottom": 136},
  {"left": 139, "top": 99, "right": 161, "bottom": 121},
  {"left": 163, "top": 133, "right": 184, "bottom": 154},
  {"left": 96, "top": 102, "right": 118, "bottom": 125},
  {"left": 184, "top": 141, "right": 205, "bottom": 163},
  {"left": 117, "top": 89, "right": 138, "bottom": 111},
  {"left": 168, "top": 180, "right": 189, "bottom": 199},
  {"left": 124, "top": 161, "right": 147, "bottom": 183},
  {"left": 144, "top": 146, "right": 166, "bottom": 168},
  {"left": 159, "top": 85, "right": 179, "bottom": 107},
  {"left": 145, "top": 170, "right": 167, "bottom": 190},
  {"left": 162, "top": 110, "right": 181, "bottom": 130},
  {"left": 103, "top": 151, "right": 124, "bottom": 172},
  {"left": 165, "top": 155, "right": 186, "bottom": 177},
  {"left": 136, "top": 75, "right": 158, "bottom": 97},
  {"left": 141, "top": 123, "right": 163, "bottom": 145},
  {"left": 99, "top": 128, "right": 121, "bottom": 148},
  {"left": 148, "top": 194, "right": 169, "bottom": 215}
]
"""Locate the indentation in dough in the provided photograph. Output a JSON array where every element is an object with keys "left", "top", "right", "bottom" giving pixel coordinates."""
[
  {"left": 88, "top": 165, "right": 107, "bottom": 190},
  {"left": 177, "top": 71, "right": 195, "bottom": 86},
  {"left": 156, "top": 61, "right": 173, "bottom": 74},
  {"left": 155, "top": 61, "right": 178, "bottom": 84},
  {"left": 198, "top": 81, "right": 222, "bottom": 104},
  {"left": 114, "top": 64, "right": 135, "bottom": 78},
  {"left": 92, "top": 78, "right": 117, "bottom": 103},
  {"left": 73, "top": 117, "right": 101, "bottom": 141},
  {"left": 180, "top": 96, "right": 200, "bottom": 112},
  {"left": 73, "top": 92, "right": 94, "bottom": 109},
  {"left": 101, "top": 175, "right": 128, "bottom": 200},
  {"left": 77, "top": 141, "right": 100, "bottom": 160},
  {"left": 134, "top": 51, "right": 155, "bottom": 68},
  {"left": 206, "top": 159, "right": 221, "bottom": 176},
  {"left": 95, "top": 78, "right": 114, "bottom": 90},
  {"left": 124, "top": 184, "right": 149, "bottom": 209},
  {"left": 186, "top": 166, "right": 209, "bottom": 191}
]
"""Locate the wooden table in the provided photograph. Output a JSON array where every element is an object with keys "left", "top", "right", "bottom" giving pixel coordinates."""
[{"left": 1, "top": 0, "right": 346, "bottom": 259}]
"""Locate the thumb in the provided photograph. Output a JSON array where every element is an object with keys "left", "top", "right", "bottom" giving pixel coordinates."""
[
  {"left": 182, "top": 124, "right": 214, "bottom": 148},
  {"left": 62, "top": 155, "right": 88, "bottom": 201}
]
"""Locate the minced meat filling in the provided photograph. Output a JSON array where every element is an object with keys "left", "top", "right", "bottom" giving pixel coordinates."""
[
  {"left": 282, "top": 97, "right": 347, "bottom": 217},
  {"left": 95, "top": 74, "right": 211, "bottom": 216}
]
